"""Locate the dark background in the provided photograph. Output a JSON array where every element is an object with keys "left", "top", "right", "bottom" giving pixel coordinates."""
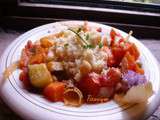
[{"left": 0, "top": 0, "right": 160, "bottom": 39}]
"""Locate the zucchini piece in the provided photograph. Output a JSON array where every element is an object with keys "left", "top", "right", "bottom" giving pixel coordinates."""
[{"left": 28, "top": 63, "right": 53, "bottom": 88}]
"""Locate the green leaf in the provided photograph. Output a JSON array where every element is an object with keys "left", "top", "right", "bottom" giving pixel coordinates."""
[
  {"left": 98, "top": 42, "right": 103, "bottom": 48},
  {"left": 85, "top": 33, "right": 90, "bottom": 40},
  {"left": 77, "top": 27, "right": 82, "bottom": 33},
  {"left": 83, "top": 44, "right": 94, "bottom": 49},
  {"left": 64, "top": 43, "right": 69, "bottom": 48},
  {"left": 68, "top": 28, "right": 88, "bottom": 46}
]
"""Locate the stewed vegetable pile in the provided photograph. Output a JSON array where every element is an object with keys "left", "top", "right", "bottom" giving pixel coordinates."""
[{"left": 17, "top": 22, "right": 153, "bottom": 106}]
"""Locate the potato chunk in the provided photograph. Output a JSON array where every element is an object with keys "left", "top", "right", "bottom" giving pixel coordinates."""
[{"left": 28, "top": 64, "right": 53, "bottom": 88}]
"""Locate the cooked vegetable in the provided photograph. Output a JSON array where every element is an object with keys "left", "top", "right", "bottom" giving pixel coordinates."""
[
  {"left": 100, "top": 68, "right": 121, "bottom": 87},
  {"left": 47, "top": 61, "right": 63, "bottom": 71},
  {"left": 64, "top": 87, "right": 83, "bottom": 107},
  {"left": 122, "top": 70, "right": 147, "bottom": 88},
  {"left": 29, "top": 45, "right": 46, "bottom": 64},
  {"left": 77, "top": 72, "right": 101, "bottom": 97},
  {"left": 43, "top": 82, "right": 65, "bottom": 102},
  {"left": 28, "top": 64, "right": 53, "bottom": 88},
  {"left": 19, "top": 67, "right": 31, "bottom": 88},
  {"left": 79, "top": 60, "right": 92, "bottom": 75},
  {"left": 3, "top": 61, "right": 19, "bottom": 79},
  {"left": 5, "top": 21, "right": 153, "bottom": 107},
  {"left": 115, "top": 82, "right": 153, "bottom": 103},
  {"left": 19, "top": 41, "right": 33, "bottom": 69},
  {"left": 121, "top": 52, "right": 144, "bottom": 74},
  {"left": 40, "top": 37, "right": 54, "bottom": 48}
]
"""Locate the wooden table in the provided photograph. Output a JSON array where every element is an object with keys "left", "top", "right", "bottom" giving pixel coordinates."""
[{"left": 0, "top": 29, "right": 160, "bottom": 120}]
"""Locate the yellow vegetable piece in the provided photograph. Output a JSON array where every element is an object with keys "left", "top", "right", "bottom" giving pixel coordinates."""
[{"left": 28, "top": 64, "right": 53, "bottom": 88}]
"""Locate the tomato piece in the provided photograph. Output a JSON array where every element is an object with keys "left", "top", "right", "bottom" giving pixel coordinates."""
[
  {"left": 77, "top": 72, "right": 100, "bottom": 97},
  {"left": 96, "top": 27, "right": 102, "bottom": 32},
  {"left": 118, "top": 38, "right": 125, "bottom": 44},
  {"left": 26, "top": 40, "right": 33, "bottom": 49},
  {"left": 19, "top": 49, "right": 29, "bottom": 69},
  {"left": 102, "top": 37, "right": 108, "bottom": 46},
  {"left": 112, "top": 45, "right": 125, "bottom": 66},
  {"left": 121, "top": 52, "right": 144, "bottom": 74},
  {"left": 43, "top": 82, "right": 65, "bottom": 102},
  {"left": 102, "top": 46, "right": 116, "bottom": 67},
  {"left": 29, "top": 45, "right": 46, "bottom": 64},
  {"left": 110, "top": 29, "right": 121, "bottom": 46},
  {"left": 19, "top": 41, "right": 34, "bottom": 69},
  {"left": 100, "top": 68, "right": 121, "bottom": 87},
  {"left": 111, "top": 41, "right": 140, "bottom": 66},
  {"left": 126, "top": 43, "right": 140, "bottom": 60},
  {"left": 19, "top": 68, "right": 31, "bottom": 88}
]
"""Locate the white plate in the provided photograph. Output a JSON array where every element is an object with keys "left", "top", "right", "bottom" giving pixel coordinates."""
[{"left": 0, "top": 21, "right": 160, "bottom": 120}]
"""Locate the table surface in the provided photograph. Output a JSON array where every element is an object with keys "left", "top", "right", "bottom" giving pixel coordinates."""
[{"left": 0, "top": 28, "right": 160, "bottom": 120}]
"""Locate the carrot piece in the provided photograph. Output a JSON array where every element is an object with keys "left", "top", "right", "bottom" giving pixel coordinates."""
[
  {"left": 29, "top": 54, "right": 45, "bottom": 64},
  {"left": 127, "top": 43, "right": 140, "bottom": 60},
  {"left": 43, "top": 82, "right": 65, "bottom": 102},
  {"left": 121, "top": 52, "right": 144, "bottom": 74},
  {"left": 29, "top": 45, "right": 46, "bottom": 64},
  {"left": 40, "top": 37, "right": 54, "bottom": 48}
]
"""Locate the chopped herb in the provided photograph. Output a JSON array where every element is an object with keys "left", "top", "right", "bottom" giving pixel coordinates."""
[
  {"left": 85, "top": 33, "right": 90, "bottom": 40},
  {"left": 77, "top": 27, "right": 82, "bottom": 33},
  {"left": 64, "top": 43, "right": 69, "bottom": 48},
  {"left": 83, "top": 45, "right": 88, "bottom": 49},
  {"left": 68, "top": 28, "right": 89, "bottom": 46},
  {"left": 83, "top": 44, "right": 94, "bottom": 49},
  {"left": 98, "top": 42, "right": 103, "bottom": 48}
]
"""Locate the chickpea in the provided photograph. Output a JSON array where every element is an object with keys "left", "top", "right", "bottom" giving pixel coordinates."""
[{"left": 79, "top": 60, "right": 92, "bottom": 75}]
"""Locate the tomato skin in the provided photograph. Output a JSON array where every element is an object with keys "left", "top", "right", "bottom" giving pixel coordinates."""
[
  {"left": 19, "top": 68, "right": 31, "bottom": 88},
  {"left": 19, "top": 41, "right": 34, "bottom": 69},
  {"left": 100, "top": 68, "right": 121, "bottom": 87},
  {"left": 102, "top": 46, "right": 116, "bottom": 67},
  {"left": 77, "top": 72, "right": 101, "bottom": 97},
  {"left": 43, "top": 82, "right": 65, "bottom": 102},
  {"left": 96, "top": 27, "right": 102, "bottom": 32},
  {"left": 110, "top": 29, "right": 121, "bottom": 46},
  {"left": 102, "top": 37, "right": 108, "bottom": 46},
  {"left": 29, "top": 45, "right": 46, "bottom": 64},
  {"left": 19, "top": 41, "right": 47, "bottom": 68},
  {"left": 111, "top": 45, "right": 125, "bottom": 66},
  {"left": 110, "top": 41, "right": 140, "bottom": 66},
  {"left": 121, "top": 52, "right": 144, "bottom": 74},
  {"left": 126, "top": 43, "right": 140, "bottom": 60}
]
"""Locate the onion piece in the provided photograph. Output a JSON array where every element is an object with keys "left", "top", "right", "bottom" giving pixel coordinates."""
[
  {"left": 114, "top": 82, "right": 153, "bottom": 103},
  {"left": 3, "top": 61, "right": 19, "bottom": 79},
  {"left": 64, "top": 87, "right": 83, "bottom": 107}
]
